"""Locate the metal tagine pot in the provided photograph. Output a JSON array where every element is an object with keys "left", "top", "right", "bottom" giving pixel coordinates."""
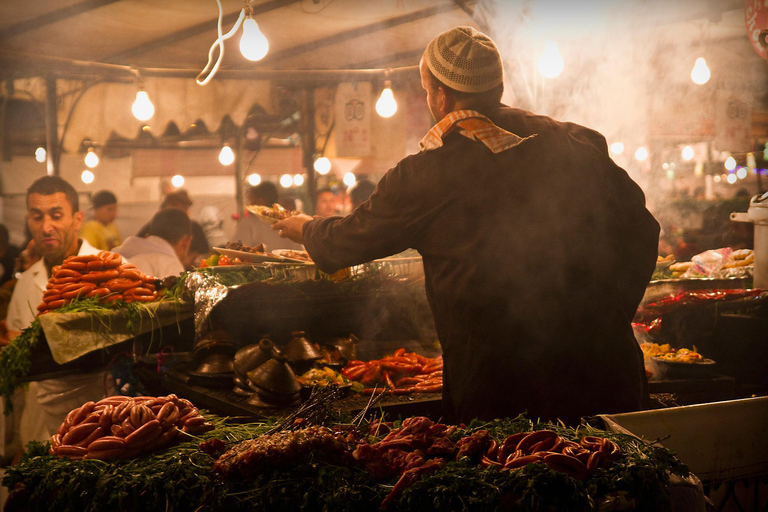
[{"left": 282, "top": 331, "right": 322, "bottom": 373}]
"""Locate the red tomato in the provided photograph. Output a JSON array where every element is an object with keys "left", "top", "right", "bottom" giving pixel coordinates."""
[
  {"left": 199, "top": 258, "right": 208, "bottom": 268},
  {"left": 232, "top": 257, "right": 242, "bottom": 265},
  {"left": 218, "top": 255, "right": 232, "bottom": 266}
]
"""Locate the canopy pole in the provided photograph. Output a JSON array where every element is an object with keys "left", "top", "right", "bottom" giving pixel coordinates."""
[
  {"left": 234, "top": 133, "right": 244, "bottom": 217},
  {"left": 44, "top": 76, "right": 59, "bottom": 176},
  {"left": 301, "top": 88, "right": 317, "bottom": 215}
]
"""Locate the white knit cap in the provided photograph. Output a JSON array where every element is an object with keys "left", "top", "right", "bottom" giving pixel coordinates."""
[{"left": 425, "top": 26, "right": 503, "bottom": 93}]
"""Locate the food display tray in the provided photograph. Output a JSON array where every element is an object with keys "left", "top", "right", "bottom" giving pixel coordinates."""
[
  {"left": 641, "top": 277, "right": 751, "bottom": 305},
  {"left": 161, "top": 368, "right": 443, "bottom": 421}
]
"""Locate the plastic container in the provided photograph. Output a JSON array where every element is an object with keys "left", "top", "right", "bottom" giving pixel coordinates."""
[{"left": 730, "top": 191, "right": 768, "bottom": 288}]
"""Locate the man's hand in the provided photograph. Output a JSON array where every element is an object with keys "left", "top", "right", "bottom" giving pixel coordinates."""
[{"left": 272, "top": 214, "right": 313, "bottom": 244}]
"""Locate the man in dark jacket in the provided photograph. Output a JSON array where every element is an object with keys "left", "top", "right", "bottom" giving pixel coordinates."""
[{"left": 274, "top": 27, "right": 659, "bottom": 426}]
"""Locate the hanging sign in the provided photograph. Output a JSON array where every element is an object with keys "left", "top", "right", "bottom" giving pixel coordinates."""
[
  {"left": 745, "top": 0, "right": 768, "bottom": 60},
  {"left": 334, "top": 82, "right": 371, "bottom": 157}
]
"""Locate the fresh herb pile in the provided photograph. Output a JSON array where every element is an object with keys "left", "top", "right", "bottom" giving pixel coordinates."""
[
  {"left": 3, "top": 414, "right": 688, "bottom": 512},
  {"left": 0, "top": 283, "right": 188, "bottom": 411}
]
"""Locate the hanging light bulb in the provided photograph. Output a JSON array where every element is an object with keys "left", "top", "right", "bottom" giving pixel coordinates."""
[
  {"left": 724, "top": 156, "right": 736, "bottom": 171},
  {"left": 279, "top": 174, "right": 293, "bottom": 188},
  {"left": 293, "top": 174, "right": 304, "bottom": 186},
  {"left": 691, "top": 57, "right": 710, "bottom": 85},
  {"left": 84, "top": 147, "right": 99, "bottom": 168},
  {"left": 682, "top": 145, "right": 694, "bottom": 161},
  {"left": 609, "top": 142, "right": 624, "bottom": 155},
  {"left": 634, "top": 146, "right": 648, "bottom": 161},
  {"left": 219, "top": 144, "right": 235, "bottom": 166},
  {"left": 132, "top": 89, "right": 155, "bottom": 121},
  {"left": 314, "top": 156, "right": 331, "bottom": 175},
  {"left": 81, "top": 170, "right": 95, "bottom": 184},
  {"left": 247, "top": 173, "right": 261, "bottom": 186},
  {"left": 171, "top": 175, "right": 185, "bottom": 187},
  {"left": 726, "top": 173, "right": 737, "bottom": 184},
  {"left": 537, "top": 40, "right": 564, "bottom": 79},
  {"left": 376, "top": 80, "right": 398, "bottom": 118},
  {"left": 736, "top": 167, "right": 747, "bottom": 179},
  {"left": 35, "top": 146, "right": 47, "bottom": 163},
  {"left": 343, "top": 172, "right": 356, "bottom": 187},
  {"left": 240, "top": 16, "right": 269, "bottom": 61}
]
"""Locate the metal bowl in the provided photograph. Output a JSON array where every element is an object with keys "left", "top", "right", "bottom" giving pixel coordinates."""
[{"left": 233, "top": 338, "right": 275, "bottom": 380}]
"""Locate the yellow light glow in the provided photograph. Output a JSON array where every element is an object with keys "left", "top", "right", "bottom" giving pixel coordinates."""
[
  {"left": 609, "top": 142, "right": 624, "bottom": 155},
  {"left": 81, "top": 170, "right": 94, "bottom": 184},
  {"left": 343, "top": 172, "right": 356, "bottom": 187},
  {"left": 171, "top": 175, "right": 185, "bottom": 187},
  {"left": 724, "top": 157, "right": 736, "bottom": 171},
  {"left": 314, "top": 157, "right": 331, "bottom": 175},
  {"left": 84, "top": 148, "right": 99, "bottom": 168},
  {"left": 682, "top": 145, "right": 694, "bottom": 160},
  {"left": 247, "top": 173, "right": 261, "bottom": 186},
  {"left": 35, "top": 146, "right": 46, "bottom": 163},
  {"left": 691, "top": 57, "right": 710, "bottom": 85},
  {"left": 713, "top": 175, "right": 721, "bottom": 183},
  {"left": 240, "top": 17, "right": 269, "bottom": 61},
  {"left": 376, "top": 84, "right": 398, "bottom": 118},
  {"left": 132, "top": 90, "right": 155, "bottom": 121},
  {"left": 293, "top": 174, "right": 304, "bottom": 186},
  {"left": 634, "top": 146, "right": 648, "bottom": 161},
  {"left": 219, "top": 145, "right": 235, "bottom": 166},
  {"left": 280, "top": 174, "right": 293, "bottom": 188},
  {"left": 537, "top": 40, "right": 564, "bottom": 79}
]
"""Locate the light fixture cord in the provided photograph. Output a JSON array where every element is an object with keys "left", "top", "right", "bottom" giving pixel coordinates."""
[{"left": 196, "top": 0, "right": 246, "bottom": 86}]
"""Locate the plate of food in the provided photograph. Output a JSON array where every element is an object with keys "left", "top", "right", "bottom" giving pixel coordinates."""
[
  {"left": 214, "top": 247, "right": 284, "bottom": 263},
  {"left": 245, "top": 203, "right": 298, "bottom": 225},
  {"left": 650, "top": 348, "right": 716, "bottom": 378},
  {"left": 272, "top": 249, "right": 313, "bottom": 263}
]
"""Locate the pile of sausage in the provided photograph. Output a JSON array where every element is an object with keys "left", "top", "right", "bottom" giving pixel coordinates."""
[
  {"left": 37, "top": 251, "right": 159, "bottom": 314},
  {"left": 49, "top": 394, "right": 214, "bottom": 461},
  {"left": 478, "top": 429, "right": 623, "bottom": 479},
  {"left": 341, "top": 348, "right": 443, "bottom": 395}
]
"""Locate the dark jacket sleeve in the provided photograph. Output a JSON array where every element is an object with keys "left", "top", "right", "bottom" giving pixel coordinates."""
[{"left": 302, "top": 157, "right": 431, "bottom": 273}]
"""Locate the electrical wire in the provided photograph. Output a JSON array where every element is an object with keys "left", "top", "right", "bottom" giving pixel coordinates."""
[{"left": 196, "top": 0, "right": 246, "bottom": 86}]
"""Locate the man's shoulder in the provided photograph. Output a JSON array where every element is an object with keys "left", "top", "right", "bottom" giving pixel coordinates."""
[{"left": 78, "top": 239, "right": 102, "bottom": 256}]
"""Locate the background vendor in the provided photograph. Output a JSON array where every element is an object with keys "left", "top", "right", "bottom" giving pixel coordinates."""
[{"left": 274, "top": 27, "right": 660, "bottom": 426}]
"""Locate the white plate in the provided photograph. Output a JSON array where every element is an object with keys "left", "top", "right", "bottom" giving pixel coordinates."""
[
  {"left": 272, "top": 249, "right": 313, "bottom": 264},
  {"left": 245, "top": 205, "right": 283, "bottom": 225},
  {"left": 214, "top": 247, "right": 285, "bottom": 263}
]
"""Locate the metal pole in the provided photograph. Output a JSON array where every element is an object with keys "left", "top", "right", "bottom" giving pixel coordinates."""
[
  {"left": 234, "top": 133, "right": 244, "bottom": 217},
  {"left": 302, "top": 88, "right": 317, "bottom": 214},
  {"left": 44, "top": 76, "right": 59, "bottom": 176}
]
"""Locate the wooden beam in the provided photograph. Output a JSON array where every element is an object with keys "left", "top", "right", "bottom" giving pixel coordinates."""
[
  {"left": 0, "top": 49, "right": 419, "bottom": 83},
  {"left": 101, "top": 0, "right": 300, "bottom": 64},
  {"left": 351, "top": 49, "right": 425, "bottom": 71},
  {"left": 0, "top": 0, "right": 122, "bottom": 40},
  {"left": 249, "top": 2, "right": 459, "bottom": 67}
]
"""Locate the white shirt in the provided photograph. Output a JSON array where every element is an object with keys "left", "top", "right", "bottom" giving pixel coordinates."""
[
  {"left": 6, "top": 239, "right": 100, "bottom": 331},
  {"left": 113, "top": 235, "right": 184, "bottom": 279}
]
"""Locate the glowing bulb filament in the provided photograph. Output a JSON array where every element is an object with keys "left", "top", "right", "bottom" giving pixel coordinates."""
[
  {"left": 240, "top": 17, "right": 269, "bottom": 61},
  {"left": 219, "top": 145, "right": 235, "bottom": 166},
  {"left": 537, "top": 40, "right": 564, "bottom": 79},
  {"left": 376, "top": 84, "right": 398, "bottom": 118},
  {"left": 314, "top": 156, "right": 331, "bottom": 175},
  {"left": 132, "top": 90, "right": 155, "bottom": 121},
  {"left": 691, "top": 58, "right": 710, "bottom": 85},
  {"left": 84, "top": 148, "right": 99, "bottom": 168}
]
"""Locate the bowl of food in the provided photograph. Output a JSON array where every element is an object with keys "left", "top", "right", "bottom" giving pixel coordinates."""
[
  {"left": 297, "top": 367, "right": 354, "bottom": 401},
  {"left": 650, "top": 347, "right": 716, "bottom": 378}
]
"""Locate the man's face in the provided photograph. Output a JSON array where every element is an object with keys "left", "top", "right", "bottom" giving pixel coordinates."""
[
  {"left": 315, "top": 191, "right": 336, "bottom": 217},
  {"left": 95, "top": 203, "right": 117, "bottom": 224},
  {"left": 27, "top": 192, "right": 83, "bottom": 265},
  {"left": 420, "top": 56, "right": 442, "bottom": 122}
]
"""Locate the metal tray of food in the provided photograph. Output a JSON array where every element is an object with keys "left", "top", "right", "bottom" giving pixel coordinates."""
[{"left": 641, "top": 277, "right": 751, "bottom": 305}]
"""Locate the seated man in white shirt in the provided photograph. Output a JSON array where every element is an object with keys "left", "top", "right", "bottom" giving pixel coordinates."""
[
  {"left": 113, "top": 208, "right": 192, "bottom": 279},
  {"left": 1, "top": 176, "right": 109, "bottom": 455}
]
